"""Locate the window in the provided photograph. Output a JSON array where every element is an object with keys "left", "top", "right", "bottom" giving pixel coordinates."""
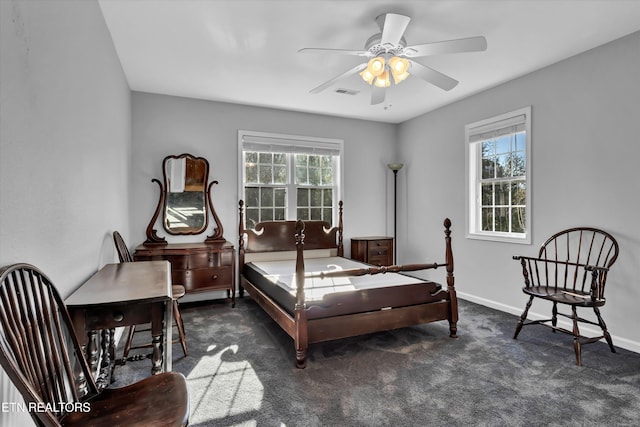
[
  {"left": 238, "top": 131, "right": 343, "bottom": 229},
  {"left": 465, "top": 107, "right": 531, "bottom": 243}
]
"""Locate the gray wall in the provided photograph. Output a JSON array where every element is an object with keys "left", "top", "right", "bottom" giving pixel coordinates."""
[
  {"left": 397, "top": 31, "right": 640, "bottom": 352},
  {"left": 130, "top": 93, "right": 397, "bottom": 256},
  {"left": 0, "top": 0, "right": 130, "bottom": 424}
]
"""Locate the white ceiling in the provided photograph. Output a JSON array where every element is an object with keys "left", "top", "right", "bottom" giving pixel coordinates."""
[{"left": 98, "top": 0, "right": 640, "bottom": 124}]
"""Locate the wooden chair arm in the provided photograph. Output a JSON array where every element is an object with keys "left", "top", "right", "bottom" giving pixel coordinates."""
[{"left": 513, "top": 256, "right": 609, "bottom": 300}]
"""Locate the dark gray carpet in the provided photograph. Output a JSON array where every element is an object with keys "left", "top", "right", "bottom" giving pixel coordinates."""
[{"left": 111, "top": 298, "right": 640, "bottom": 426}]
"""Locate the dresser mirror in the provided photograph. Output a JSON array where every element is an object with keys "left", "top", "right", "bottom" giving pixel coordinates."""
[
  {"left": 164, "top": 154, "right": 208, "bottom": 234},
  {"left": 144, "top": 153, "right": 225, "bottom": 245}
]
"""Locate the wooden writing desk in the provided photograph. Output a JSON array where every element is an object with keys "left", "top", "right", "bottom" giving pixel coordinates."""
[{"left": 66, "top": 261, "right": 173, "bottom": 389}]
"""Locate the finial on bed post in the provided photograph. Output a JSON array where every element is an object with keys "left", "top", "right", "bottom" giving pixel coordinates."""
[
  {"left": 238, "top": 200, "right": 245, "bottom": 298},
  {"left": 443, "top": 218, "right": 458, "bottom": 338},
  {"left": 294, "top": 220, "right": 308, "bottom": 368},
  {"left": 337, "top": 201, "right": 344, "bottom": 257}
]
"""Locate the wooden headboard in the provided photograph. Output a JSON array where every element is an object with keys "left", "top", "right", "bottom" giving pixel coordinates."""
[{"left": 238, "top": 200, "right": 344, "bottom": 256}]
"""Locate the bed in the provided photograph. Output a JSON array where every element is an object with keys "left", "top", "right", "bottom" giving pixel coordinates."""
[{"left": 238, "top": 201, "right": 458, "bottom": 368}]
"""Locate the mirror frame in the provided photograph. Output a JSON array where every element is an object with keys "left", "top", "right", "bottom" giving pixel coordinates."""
[{"left": 144, "top": 153, "right": 225, "bottom": 245}]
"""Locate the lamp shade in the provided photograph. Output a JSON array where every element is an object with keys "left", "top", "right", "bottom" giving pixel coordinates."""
[
  {"left": 366, "top": 56, "right": 386, "bottom": 76},
  {"left": 374, "top": 70, "right": 391, "bottom": 88},
  {"left": 389, "top": 56, "right": 410, "bottom": 84}
]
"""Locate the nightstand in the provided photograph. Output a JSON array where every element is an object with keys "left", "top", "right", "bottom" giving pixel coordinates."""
[{"left": 351, "top": 236, "right": 394, "bottom": 266}]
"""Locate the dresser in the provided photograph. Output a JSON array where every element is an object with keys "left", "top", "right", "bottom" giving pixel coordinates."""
[
  {"left": 350, "top": 236, "right": 394, "bottom": 266},
  {"left": 134, "top": 241, "right": 236, "bottom": 306}
]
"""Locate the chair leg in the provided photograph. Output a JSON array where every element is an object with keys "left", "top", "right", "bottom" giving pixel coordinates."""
[
  {"left": 122, "top": 325, "right": 136, "bottom": 364},
  {"left": 551, "top": 302, "right": 558, "bottom": 332},
  {"left": 571, "top": 306, "right": 582, "bottom": 366},
  {"left": 514, "top": 296, "right": 534, "bottom": 339},
  {"left": 594, "top": 307, "right": 616, "bottom": 353},
  {"left": 173, "top": 300, "right": 188, "bottom": 357}
]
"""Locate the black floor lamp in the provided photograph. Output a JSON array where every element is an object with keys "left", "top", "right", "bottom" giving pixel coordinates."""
[{"left": 387, "top": 162, "right": 403, "bottom": 264}]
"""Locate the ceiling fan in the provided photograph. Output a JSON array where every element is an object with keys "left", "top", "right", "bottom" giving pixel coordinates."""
[{"left": 299, "top": 13, "right": 487, "bottom": 105}]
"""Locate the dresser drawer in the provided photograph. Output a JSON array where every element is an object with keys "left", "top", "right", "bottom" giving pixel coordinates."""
[
  {"left": 188, "top": 252, "right": 216, "bottom": 269},
  {"left": 174, "top": 267, "right": 233, "bottom": 292}
]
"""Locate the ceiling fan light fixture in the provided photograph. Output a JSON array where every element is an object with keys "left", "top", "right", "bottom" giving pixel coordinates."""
[
  {"left": 366, "top": 56, "right": 386, "bottom": 76},
  {"left": 389, "top": 56, "right": 410, "bottom": 84},
  {"left": 359, "top": 68, "right": 375, "bottom": 84},
  {"left": 374, "top": 70, "right": 391, "bottom": 88}
]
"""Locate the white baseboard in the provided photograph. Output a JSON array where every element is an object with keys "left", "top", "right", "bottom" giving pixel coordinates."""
[{"left": 457, "top": 291, "right": 640, "bottom": 354}]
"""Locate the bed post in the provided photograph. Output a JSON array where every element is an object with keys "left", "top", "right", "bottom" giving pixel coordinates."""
[
  {"left": 294, "top": 220, "right": 308, "bottom": 368},
  {"left": 337, "top": 201, "right": 344, "bottom": 257},
  {"left": 238, "top": 201, "right": 246, "bottom": 298},
  {"left": 444, "top": 218, "right": 458, "bottom": 338}
]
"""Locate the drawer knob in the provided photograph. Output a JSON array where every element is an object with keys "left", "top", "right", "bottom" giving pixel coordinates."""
[
  {"left": 212, "top": 275, "right": 218, "bottom": 280},
  {"left": 113, "top": 312, "right": 124, "bottom": 322}
]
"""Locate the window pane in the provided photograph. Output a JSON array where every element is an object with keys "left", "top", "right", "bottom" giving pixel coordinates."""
[
  {"left": 482, "top": 208, "right": 493, "bottom": 231},
  {"left": 261, "top": 208, "right": 273, "bottom": 221},
  {"left": 512, "top": 207, "right": 525, "bottom": 233},
  {"left": 323, "top": 208, "right": 332, "bottom": 223},
  {"left": 308, "top": 155, "right": 319, "bottom": 167},
  {"left": 258, "top": 164, "right": 272, "bottom": 184},
  {"left": 274, "top": 208, "right": 285, "bottom": 220},
  {"left": 310, "top": 208, "right": 322, "bottom": 220},
  {"left": 495, "top": 136, "right": 511, "bottom": 154},
  {"left": 308, "top": 167, "right": 320, "bottom": 185},
  {"left": 482, "top": 158, "right": 495, "bottom": 179},
  {"left": 296, "top": 166, "right": 307, "bottom": 184},
  {"left": 245, "top": 164, "right": 257, "bottom": 183},
  {"left": 512, "top": 151, "right": 526, "bottom": 176},
  {"left": 323, "top": 189, "right": 332, "bottom": 205},
  {"left": 511, "top": 181, "right": 526, "bottom": 205},
  {"left": 274, "top": 153, "right": 286, "bottom": 164},
  {"left": 297, "top": 208, "right": 308, "bottom": 220},
  {"left": 274, "top": 188, "right": 286, "bottom": 206},
  {"left": 296, "top": 154, "right": 307, "bottom": 166},
  {"left": 273, "top": 165, "right": 286, "bottom": 184},
  {"left": 481, "top": 183, "right": 493, "bottom": 205},
  {"left": 310, "top": 188, "right": 322, "bottom": 206},
  {"left": 496, "top": 154, "right": 510, "bottom": 178},
  {"left": 297, "top": 188, "right": 308, "bottom": 206},
  {"left": 495, "top": 182, "right": 510, "bottom": 206},
  {"left": 245, "top": 151, "right": 257, "bottom": 163},
  {"left": 246, "top": 208, "right": 259, "bottom": 228},
  {"left": 261, "top": 187, "right": 273, "bottom": 206},
  {"left": 494, "top": 207, "right": 509, "bottom": 232},
  {"left": 245, "top": 187, "right": 259, "bottom": 206},
  {"left": 259, "top": 152, "right": 271, "bottom": 164},
  {"left": 515, "top": 132, "right": 526, "bottom": 151}
]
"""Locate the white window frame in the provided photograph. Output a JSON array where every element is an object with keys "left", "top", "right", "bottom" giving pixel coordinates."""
[
  {"left": 465, "top": 106, "right": 532, "bottom": 244},
  {"left": 238, "top": 130, "right": 344, "bottom": 226}
]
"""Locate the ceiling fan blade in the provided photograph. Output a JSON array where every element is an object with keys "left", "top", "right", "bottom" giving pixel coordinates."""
[
  {"left": 298, "top": 48, "right": 371, "bottom": 57},
  {"left": 408, "top": 60, "right": 458, "bottom": 91},
  {"left": 371, "top": 85, "right": 386, "bottom": 105},
  {"left": 310, "top": 63, "right": 367, "bottom": 94},
  {"left": 404, "top": 36, "right": 487, "bottom": 57},
  {"left": 379, "top": 13, "right": 411, "bottom": 46}
]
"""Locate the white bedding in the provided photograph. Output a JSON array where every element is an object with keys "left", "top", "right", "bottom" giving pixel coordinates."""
[{"left": 248, "top": 256, "right": 425, "bottom": 301}]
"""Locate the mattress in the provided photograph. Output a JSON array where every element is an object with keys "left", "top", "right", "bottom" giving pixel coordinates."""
[{"left": 242, "top": 256, "right": 443, "bottom": 318}]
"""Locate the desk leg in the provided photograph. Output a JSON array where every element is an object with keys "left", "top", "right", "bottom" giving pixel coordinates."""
[
  {"left": 151, "top": 303, "right": 163, "bottom": 375},
  {"left": 164, "top": 299, "right": 173, "bottom": 372},
  {"left": 69, "top": 309, "right": 89, "bottom": 397}
]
